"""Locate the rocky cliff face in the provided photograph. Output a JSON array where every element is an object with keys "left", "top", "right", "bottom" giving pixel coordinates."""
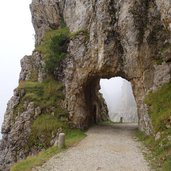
[{"left": 1, "top": 0, "right": 171, "bottom": 170}]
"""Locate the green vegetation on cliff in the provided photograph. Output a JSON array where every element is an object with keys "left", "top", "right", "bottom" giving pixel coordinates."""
[
  {"left": 36, "top": 28, "right": 69, "bottom": 74},
  {"left": 14, "top": 78, "right": 68, "bottom": 150},
  {"left": 10, "top": 27, "right": 90, "bottom": 171},
  {"left": 11, "top": 78, "right": 86, "bottom": 171},
  {"left": 10, "top": 129, "right": 86, "bottom": 171},
  {"left": 36, "top": 27, "right": 89, "bottom": 75},
  {"left": 137, "top": 82, "right": 171, "bottom": 171},
  {"left": 145, "top": 83, "right": 171, "bottom": 132}
]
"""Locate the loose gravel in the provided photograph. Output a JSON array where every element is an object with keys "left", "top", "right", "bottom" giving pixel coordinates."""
[{"left": 34, "top": 123, "right": 151, "bottom": 171}]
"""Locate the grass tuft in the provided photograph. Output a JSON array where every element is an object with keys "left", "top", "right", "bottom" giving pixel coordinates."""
[
  {"left": 138, "top": 82, "right": 171, "bottom": 171},
  {"left": 36, "top": 28, "right": 69, "bottom": 75},
  {"left": 11, "top": 129, "right": 86, "bottom": 171},
  {"left": 14, "top": 79, "right": 68, "bottom": 149},
  {"left": 145, "top": 82, "right": 171, "bottom": 132}
]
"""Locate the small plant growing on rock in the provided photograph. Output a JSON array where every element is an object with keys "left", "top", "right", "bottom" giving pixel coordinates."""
[
  {"left": 140, "top": 82, "right": 171, "bottom": 171},
  {"left": 36, "top": 28, "right": 69, "bottom": 75}
]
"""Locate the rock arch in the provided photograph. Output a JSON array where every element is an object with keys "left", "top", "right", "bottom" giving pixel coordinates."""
[
  {"left": 1, "top": 0, "right": 171, "bottom": 170},
  {"left": 61, "top": 0, "right": 171, "bottom": 135},
  {"left": 65, "top": 72, "right": 145, "bottom": 131}
]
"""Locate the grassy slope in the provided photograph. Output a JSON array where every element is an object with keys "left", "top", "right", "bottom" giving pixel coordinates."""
[
  {"left": 137, "top": 82, "right": 171, "bottom": 171},
  {"left": 10, "top": 129, "right": 86, "bottom": 171},
  {"left": 10, "top": 27, "right": 89, "bottom": 171},
  {"left": 15, "top": 79, "right": 69, "bottom": 150}
]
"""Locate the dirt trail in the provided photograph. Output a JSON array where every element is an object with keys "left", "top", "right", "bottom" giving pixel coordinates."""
[{"left": 34, "top": 123, "right": 151, "bottom": 171}]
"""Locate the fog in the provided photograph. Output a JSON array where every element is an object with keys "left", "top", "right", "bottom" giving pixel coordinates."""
[
  {"left": 100, "top": 77, "right": 138, "bottom": 123},
  {"left": 0, "top": 0, "right": 34, "bottom": 139}
]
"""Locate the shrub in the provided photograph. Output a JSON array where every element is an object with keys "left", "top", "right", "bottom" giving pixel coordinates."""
[{"left": 36, "top": 28, "right": 69, "bottom": 75}]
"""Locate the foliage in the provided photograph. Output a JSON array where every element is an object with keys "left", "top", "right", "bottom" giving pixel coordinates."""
[
  {"left": 28, "top": 114, "right": 67, "bottom": 149},
  {"left": 36, "top": 27, "right": 90, "bottom": 75},
  {"left": 10, "top": 129, "right": 86, "bottom": 171},
  {"left": 160, "top": 43, "right": 171, "bottom": 55},
  {"left": 145, "top": 82, "right": 171, "bottom": 132},
  {"left": 18, "top": 79, "right": 65, "bottom": 111},
  {"left": 10, "top": 27, "right": 91, "bottom": 171},
  {"left": 15, "top": 79, "right": 68, "bottom": 149},
  {"left": 10, "top": 146, "right": 62, "bottom": 171},
  {"left": 137, "top": 82, "right": 171, "bottom": 171},
  {"left": 36, "top": 28, "right": 69, "bottom": 75},
  {"left": 136, "top": 130, "right": 171, "bottom": 171}
]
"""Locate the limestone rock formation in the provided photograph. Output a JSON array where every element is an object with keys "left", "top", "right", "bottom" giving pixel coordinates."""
[{"left": 1, "top": 0, "right": 171, "bottom": 170}]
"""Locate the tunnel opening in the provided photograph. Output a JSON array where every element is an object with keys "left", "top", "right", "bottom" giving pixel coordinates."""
[
  {"left": 99, "top": 77, "right": 138, "bottom": 124},
  {"left": 82, "top": 76, "right": 138, "bottom": 128}
]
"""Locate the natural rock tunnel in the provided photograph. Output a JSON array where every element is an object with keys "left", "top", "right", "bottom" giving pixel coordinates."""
[
  {"left": 1, "top": 0, "right": 171, "bottom": 170},
  {"left": 62, "top": 0, "right": 170, "bottom": 135},
  {"left": 72, "top": 76, "right": 138, "bottom": 128},
  {"left": 65, "top": 74, "right": 142, "bottom": 131}
]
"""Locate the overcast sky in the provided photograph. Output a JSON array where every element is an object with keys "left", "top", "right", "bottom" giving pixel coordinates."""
[
  {"left": 0, "top": 0, "right": 35, "bottom": 137},
  {"left": 100, "top": 77, "right": 123, "bottom": 113}
]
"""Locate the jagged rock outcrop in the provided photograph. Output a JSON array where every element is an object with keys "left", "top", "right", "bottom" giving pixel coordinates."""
[{"left": 1, "top": 0, "right": 171, "bottom": 170}]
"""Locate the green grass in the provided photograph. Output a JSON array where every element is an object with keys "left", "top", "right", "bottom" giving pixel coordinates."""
[
  {"left": 36, "top": 27, "right": 90, "bottom": 75},
  {"left": 10, "top": 146, "right": 62, "bottom": 171},
  {"left": 14, "top": 79, "right": 69, "bottom": 149},
  {"left": 18, "top": 79, "right": 65, "bottom": 110},
  {"left": 28, "top": 114, "right": 67, "bottom": 149},
  {"left": 10, "top": 129, "right": 86, "bottom": 171},
  {"left": 65, "top": 128, "right": 87, "bottom": 146},
  {"left": 137, "top": 82, "right": 171, "bottom": 171},
  {"left": 136, "top": 130, "right": 171, "bottom": 171},
  {"left": 145, "top": 82, "right": 171, "bottom": 132},
  {"left": 10, "top": 27, "right": 90, "bottom": 171}
]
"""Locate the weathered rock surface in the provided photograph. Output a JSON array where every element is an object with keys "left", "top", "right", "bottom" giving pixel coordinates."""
[
  {"left": 30, "top": 0, "right": 64, "bottom": 44},
  {"left": 1, "top": 0, "right": 171, "bottom": 170},
  {"left": 63, "top": 0, "right": 171, "bottom": 134},
  {"left": 19, "top": 51, "right": 46, "bottom": 82}
]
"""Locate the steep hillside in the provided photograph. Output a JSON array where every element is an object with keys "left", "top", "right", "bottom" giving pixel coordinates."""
[
  {"left": 0, "top": 0, "right": 171, "bottom": 170},
  {"left": 137, "top": 82, "right": 171, "bottom": 171}
]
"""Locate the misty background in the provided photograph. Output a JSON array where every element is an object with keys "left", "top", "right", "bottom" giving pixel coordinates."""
[
  {"left": 0, "top": 0, "right": 34, "bottom": 139},
  {"left": 0, "top": 1, "right": 137, "bottom": 139},
  {"left": 100, "top": 78, "right": 138, "bottom": 123}
]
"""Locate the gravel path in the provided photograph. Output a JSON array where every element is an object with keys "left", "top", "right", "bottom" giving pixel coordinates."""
[{"left": 34, "top": 123, "right": 151, "bottom": 171}]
